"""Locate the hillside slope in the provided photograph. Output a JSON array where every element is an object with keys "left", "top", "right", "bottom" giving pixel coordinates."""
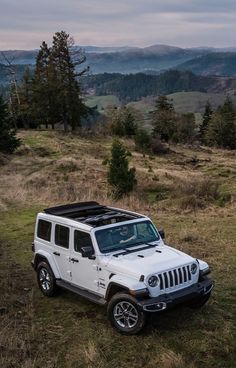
[
  {"left": 176, "top": 52, "right": 236, "bottom": 76},
  {"left": 0, "top": 130, "right": 235, "bottom": 368}
]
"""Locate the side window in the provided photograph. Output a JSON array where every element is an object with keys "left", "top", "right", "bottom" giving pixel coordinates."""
[
  {"left": 37, "top": 219, "right": 52, "bottom": 242},
  {"left": 74, "top": 230, "right": 93, "bottom": 253},
  {"left": 55, "top": 224, "right": 69, "bottom": 249}
]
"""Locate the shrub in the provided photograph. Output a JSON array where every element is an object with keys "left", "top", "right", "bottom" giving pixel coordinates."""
[
  {"left": 134, "top": 128, "right": 151, "bottom": 153},
  {"left": 172, "top": 177, "right": 220, "bottom": 210},
  {"left": 151, "top": 136, "right": 170, "bottom": 155}
]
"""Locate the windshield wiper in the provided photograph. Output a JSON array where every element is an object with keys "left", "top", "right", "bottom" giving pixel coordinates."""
[{"left": 113, "top": 242, "right": 157, "bottom": 257}]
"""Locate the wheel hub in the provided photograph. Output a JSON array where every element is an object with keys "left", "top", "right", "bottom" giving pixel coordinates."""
[
  {"left": 39, "top": 268, "right": 51, "bottom": 291},
  {"left": 114, "top": 301, "right": 139, "bottom": 329}
]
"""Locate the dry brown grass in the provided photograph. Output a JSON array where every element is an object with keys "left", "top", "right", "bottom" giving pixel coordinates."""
[{"left": 0, "top": 130, "right": 236, "bottom": 368}]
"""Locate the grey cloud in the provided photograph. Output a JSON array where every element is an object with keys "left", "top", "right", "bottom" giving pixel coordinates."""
[{"left": 0, "top": 0, "right": 236, "bottom": 49}]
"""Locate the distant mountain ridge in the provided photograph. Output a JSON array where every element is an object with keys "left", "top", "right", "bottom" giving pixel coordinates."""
[
  {"left": 1, "top": 44, "right": 236, "bottom": 76},
  {"left": 176, "top": 52, "right": 236, "bottom": 76}
]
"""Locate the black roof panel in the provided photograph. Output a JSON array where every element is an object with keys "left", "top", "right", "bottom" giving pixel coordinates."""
[
  {"left": 44, "top": 201, "right": 143, "bottom": 227},
  {"left": 44, "top": 201, "right": 104, "bottom": 216}
]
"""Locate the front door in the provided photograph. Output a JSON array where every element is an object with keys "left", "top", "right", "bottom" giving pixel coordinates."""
[
  {"left": 52, "top": 223, "right": 71, "bottom": 282},
  {"left": 70, "top": 229, "right": 99, "bottom": 294}
]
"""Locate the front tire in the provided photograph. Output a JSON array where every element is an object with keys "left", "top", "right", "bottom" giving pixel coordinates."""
[
  {"left": 107, "top": 293, "right": 146, "bottom": 334},
  {"left": 36, "top": 261, "right": 57, "bottom": 297}
]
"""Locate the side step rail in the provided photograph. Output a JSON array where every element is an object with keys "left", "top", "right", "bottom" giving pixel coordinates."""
[{"left": 56, "top": 280, "right": 107, "bottom": 306}]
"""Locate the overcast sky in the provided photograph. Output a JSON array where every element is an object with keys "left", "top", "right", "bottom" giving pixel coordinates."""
[{"left": 0, "top": 0, "right": 235, "bottom": 50}]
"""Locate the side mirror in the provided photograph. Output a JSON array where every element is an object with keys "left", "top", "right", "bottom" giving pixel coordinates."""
[
  {"left": 81, "top": 246, "right": 95, "bottom": 259},
  {"left": 159, "top": 229, "right": 165, "bottom": 239}
]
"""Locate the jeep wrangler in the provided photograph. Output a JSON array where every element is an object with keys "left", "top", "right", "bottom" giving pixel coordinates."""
[{"left": 32, "top": 201, "right": 213, "bottom": 334}]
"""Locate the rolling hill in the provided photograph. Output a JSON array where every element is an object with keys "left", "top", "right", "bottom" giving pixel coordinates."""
[
  {"left": 2, "top": 44, "right": 236, "bottom": 75},
  {"left": 82, "top": 71, "right": 236, "bottom": 102},
  {"left": 176, "top": 52, "right": 236, "bottom": 76},
  {"left": 127, "top": 91, "right": 236, "bottom": 114}
]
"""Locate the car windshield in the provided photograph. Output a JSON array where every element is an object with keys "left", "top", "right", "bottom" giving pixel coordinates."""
[{"left": 95, "top": 220, "right": 160, "bottom": 254}]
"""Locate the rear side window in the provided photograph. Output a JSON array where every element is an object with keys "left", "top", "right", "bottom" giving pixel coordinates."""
[
  {"left": 37, "top": 219, "right": 52, "bottom": 241},
  {"left": 55, "top": 225, "right": 70, "bottom": 248},
  {"left": 74, "top": 230, "right": 93, "bottom": 253}
]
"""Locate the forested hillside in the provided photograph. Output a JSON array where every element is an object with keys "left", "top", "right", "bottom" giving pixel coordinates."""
[
  {"left": 177, "top": 52, "right": 236, "bottom": 76},
  {"left": 82, "top": 71, "right": 236, "bottom": 102}
]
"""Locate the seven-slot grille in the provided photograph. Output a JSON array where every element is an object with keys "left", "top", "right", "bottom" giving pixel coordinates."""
[{"left": 158, "top": 265, "right": 192, "bottom": 290}]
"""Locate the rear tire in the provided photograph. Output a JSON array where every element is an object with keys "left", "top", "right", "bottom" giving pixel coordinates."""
[
  {"left": 107, "top": 293, "right": 146, "bottom": 334},
  {"left": 37, "top": 261, "right": 57, "bottom": 297}
]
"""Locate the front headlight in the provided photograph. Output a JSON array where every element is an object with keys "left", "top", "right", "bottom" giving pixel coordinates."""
[
  {"left": 148, "top": 275, "right": 159, "bottom": 287},
  {"left": 191, "top": 263, "right": 198, "bottom": 274}
]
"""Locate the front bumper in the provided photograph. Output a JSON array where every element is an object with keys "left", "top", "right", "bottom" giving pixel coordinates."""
[{"left": 138, "top": 277, "right": 214, "bottom": 312}]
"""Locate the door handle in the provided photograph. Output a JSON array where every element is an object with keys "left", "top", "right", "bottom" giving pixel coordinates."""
[
  {"left": 53, "top": 252, "right": 60, "bottom": 256},
  {"left": 71, "top": 258, "right": 79, "bottom": 263}
]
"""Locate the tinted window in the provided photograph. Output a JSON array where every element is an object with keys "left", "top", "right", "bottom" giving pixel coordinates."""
[
  {"left": 55, "top": 225, "right": 69, "bottom": 248},
  {"left": 37, "top": 219, "right": 51, "bottom": 242},
  {"left": 74, "top": 230, "right": 93, "bottom": 253}
]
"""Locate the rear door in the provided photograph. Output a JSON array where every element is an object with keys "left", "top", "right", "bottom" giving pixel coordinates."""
[
  {"left": 70, "top": 229, "right": 99, "bottom": 293},
  {"left": 52, "top": 223, "right": 71, "bottom": 282}
]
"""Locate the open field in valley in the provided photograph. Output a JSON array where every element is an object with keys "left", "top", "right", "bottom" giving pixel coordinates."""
[{"left": 0, "top": 130, "right": 236, "bottom": 368}]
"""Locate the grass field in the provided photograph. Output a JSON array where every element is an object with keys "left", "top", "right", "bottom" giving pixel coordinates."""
[
  {"left": 0, "top": 130, "right": 236, "bottom": 368},
  {"left": 128, "top": 91, "right": 236, "bottom": 115}
]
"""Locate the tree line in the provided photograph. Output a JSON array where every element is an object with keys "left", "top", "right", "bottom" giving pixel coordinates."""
[
  {"left": 106, "top": 95, "right": 236, "bottom": 199},
  {"left": 0, "top": 31, "right": 236, "bottom": 157},
  {"left": 11, "top": 31, "right": 89, "bottom": 132},
  {"left": 103, "top": 95, "right": 236, "bottom": 151},
  {"left": 82, "top": 70, "right": 211, "bottom": 102}
]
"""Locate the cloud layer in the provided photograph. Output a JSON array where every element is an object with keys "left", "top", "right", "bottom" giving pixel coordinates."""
[{"left": 0, "top": 0, "right": 235, "bottom": 49}]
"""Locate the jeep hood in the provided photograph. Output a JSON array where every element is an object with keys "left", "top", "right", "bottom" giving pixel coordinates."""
[{"left": 103, "top": 245, "right": 194, "bottom": 280}]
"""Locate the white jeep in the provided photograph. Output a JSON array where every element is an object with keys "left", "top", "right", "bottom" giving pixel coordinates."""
[{"left": 32, "top": 201, "right": 213, "bottom": 334}]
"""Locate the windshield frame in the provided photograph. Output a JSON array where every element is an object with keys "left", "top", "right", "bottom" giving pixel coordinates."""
[{"left": 93, "top": 219, "right": 161, "bottom": 255}]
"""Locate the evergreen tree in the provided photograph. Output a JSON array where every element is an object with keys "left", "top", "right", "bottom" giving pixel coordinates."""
[
  {"left": 18, "top": 31, "right": 88, "bottom": 132},
  {"left": 107, "top": 140, "right": 136, "bottom": 198},
  {"left": 50, "top": 31, "right": 87, "bottom": 131},
  {"left": 206, "top": 97, "right": 236, "bottom": 149},
  {"left": 0, "top": 95, "right": 20, "bottom": 153},
  {"left": 32, "top": 41, "right": 54, "bottom": 128},
  {"left": 152, "top": 95, "right": 177, "bottom": 142},
  {"left": 174, "top": 113, "right": 196, "bottom": 143},
  {"left": 108, "top": 107, "right": 125, "bottom": 136},
  {"left": 18, "top": 67, "right": 35, "bottom": 128},
  {"left": 108, "top": 106, "right": 137, "bottom": 137},
  {"left": 134, "top": 128, "right": 151, "bottom": 153},
  {"left": 122, "top": 108, "right": 137, "bottom": 137},
  {"left": 199, "top": 101, "right": 213, "bottom": 143}
]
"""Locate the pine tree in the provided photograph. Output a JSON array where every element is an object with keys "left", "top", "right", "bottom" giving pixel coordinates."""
[
  {"left": 107, "top": 140, "right": 136, "bottom": 198},
  {"left": 32, "top": 41, "right": 54, "bottom": 128},
  {"left": 18, "top": 67, "right": 35, "bottom": 128},
  {"left": 152, "top": 95, "right": 177, "bottom": 142},
  {"left": 174, "top": 113, "right": 196, "bottom": 143},
  {"left": 50, "top": 31, "right": 87, "bottom": 131},
  {"left": 134, "top": 128, "right": 151, "bottom": 153},
  {"left": 206, "top": 97, "right": 236, "bottom": 149},
  {"left": 108, "top": 106, "right": 138, "bottom": 137},
  {"left": 122, "top": 108, "right": 137, "bottom": 137},
  {"left": 199, "top": 101, "right": 213, "bottom": 143},
  {"left": 0, "top": 95, "right": 20, "bottom": 153},
  {"left": 20, "top": 31, "right": 88, "bottom": 132}
]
